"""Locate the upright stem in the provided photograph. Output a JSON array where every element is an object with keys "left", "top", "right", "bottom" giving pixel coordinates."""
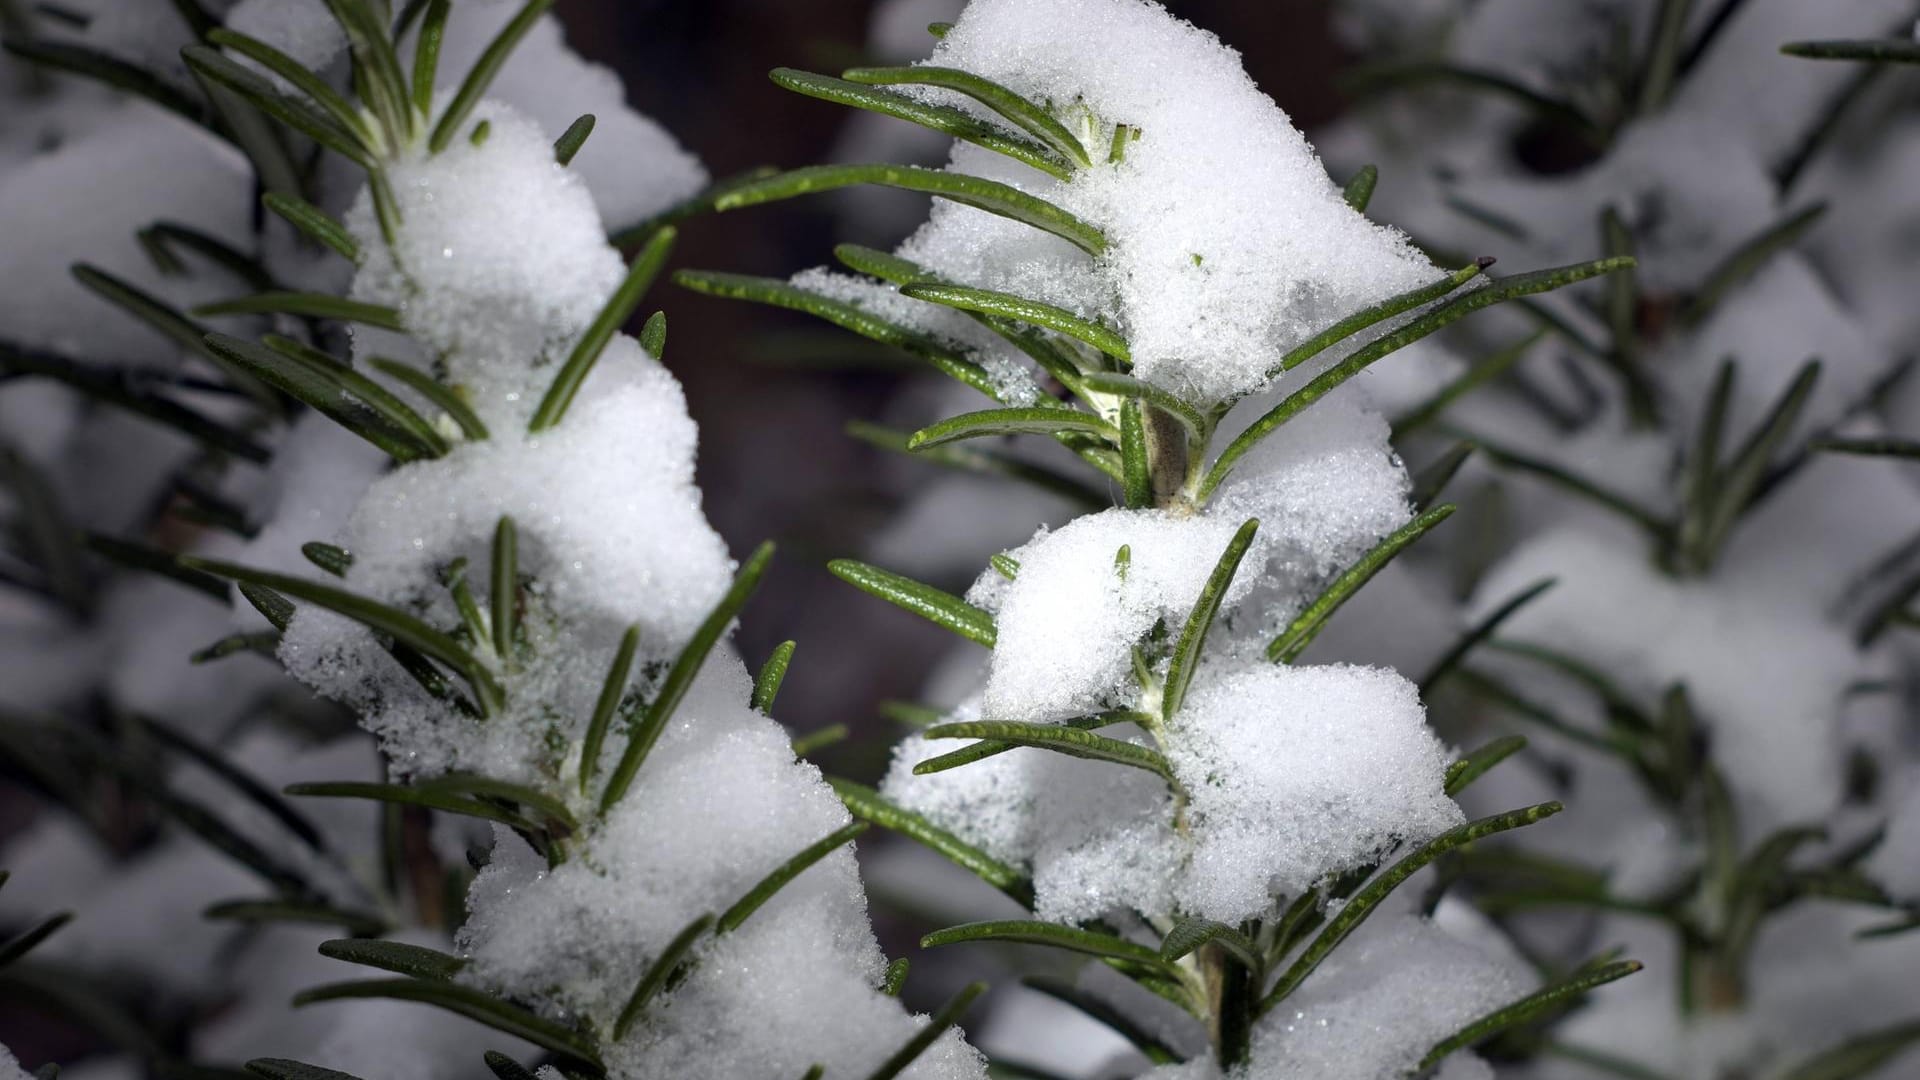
[
  {"left": 1203, "top": 942, "right": 1256, "bottom": 1066},
  {"left": 1144, "top": 405, "right": 1192, "bottom": 513}
]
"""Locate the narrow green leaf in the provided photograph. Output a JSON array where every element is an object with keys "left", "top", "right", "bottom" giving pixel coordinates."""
[
  {"left": 0, "top": 912, "right": 71, "bottom": 969},
  {"left": 911, "top": 712, "right": 1146, "bottom": 776},
  {"left": 1268, "top": 506, "right": 1456, "bottom": 663},
  {"left": 770, "top": 68, "right": 1071, "bottom": 180},
  {"left": 317, "top": 938, "right": 465, "bottom": 981},
  {"left": 71, "top": 264, "right": 273, "bottom": 403},
  {"left": 1208, "top": 257, "right": 1632, "bottom": 498},
  {"left": 923, "top": 920, "right": 1169, "bottom": 972},
  {"left": 207, "top": 27, "right": 370, "bottom": 142},
  {"left": 181, "top": 45, "right": 372, "bottom": 166},
  {"left": 293, "top": 979, "right": 599, "bottom": 1067},
  {"left": 674, "top": 269, "right": 1000, "bottom": 399},
  {"left": 752, "top": 640, "right": 797, "bottom": 713},
  {"left": 553, "top": 113, "right": 595, "bottom": 165},
  {"left": 529, "top": 226, "right": 676, "bottom": 431},
  {"left": 263, "top": 193, "right": 359, "bottom": 262},
  {"left": 1120, "top": 400, "right": 1151, "bottom": 509},
  {"left": 579, "top": 625, "right": 639, "bottom": 795},
  {"left": 865, "top": 981, "right": 987, "bottom": 1080},
  {"left": 321, "top": 0, "right": 412, "bottom": 144},
  {"left": 882, "top": 957, "right": 910, "bottom": 996},
  {"left": 142, "top": 221, "right": 276, "bottom": 291},
  {"left": 490, "top": 517, "right": 517, "bottom": 660},
  {"left": 829, "top": 559, "right": 996, "bottom": 647},
  {"left": 600, "top": 543, "right": 775, "bottom": 813},
  {"left": 828, "top": 778, "right": 1031, "bottom": 904},
  {"left": 1460, "top": 433, "right": 1668, "bottom": 538},
  {"left": 0, "top": 339, "right": 269, "bottom": 462},
  {"left": 411, "top": 0, "right": 450, "bottom": 116},
  {"left": 84, "top": 534, "right": 228, "bottom": 602},
  {"left": 196, "top": 292, "right": 403, "bottom": 331},
  {"left": 429, "top": 0, "right": 554, "bottom": 152},
  {"left": 1022, "top": 975, "right": 1181, "bottom": 1064},
  {"left": 285, "top": 781, "right": 532, "bottom": 829},
  {"left": 0, "top": 450, "right": 88, "bottom": 611},
  {"left": 1636, "top": 0, "right": 1693, "bottom": 113},
  {"left": 204, "top": 334, "right": 448, "bottom": 462},
  {"left": 843, "top": 64, "right": 1090, "bottom": 167},
  {"left": 1773, "top": 1020, "right": 1920, "bottom": 1080},
  {"left": 369, "top": 357, "right": 489, "bottom": 440},
  {"left": 2, "top": 37, "right": 206, "bottom": 125},
  {"left": 415, "top": 774, "right": 576, "bottom": 832},
  {"left": 1164, "top": 518, "right": 1259, "bottom": 719},
  {"left": 301, "top": 542, "right": 353, "bottom": 578},
  {"left": 1781, "top": 39, "right": 1920, "bottom": 64},
  {"left": 1455, "top": 667, "right": 1638, "bottom": 758},
  {"left": 613, "top": 913, "right": 713, "bottom": 1039},
  {"left": 1393, "top": 330, "right": 1546, "bottom": 437},
  {"left": 1816, "top": 437, "right": 1920, "bottom": 459},
  {"left": 240, "top": 583, "right": 296, "bottom": 631},
  {"left": 718, "top": 822, "right": 868, "bottom": 933},
  {"left": 1271, "top": 260, "right": 1493, "bottom": 378},
  {"left": 639, "top": 310, "right": 667, "bottom": 358},
  {"left": 909, "top": 406, "right": 1119, "bottom": 451},
  {"left": 1691, "top": 360, "right": 1821, "bottom": 570},
  {"left": 192, "top": 630, "right": 281, "bottom": 663},
  {"left": 712, "top": 164, "right": 1106, "bottom": 255},
  {"left": 481, "top": 1052, "right": 536, "bottom": 1080},
  {"left": 184, "top": 555, "right": 502, "bottom": 712},
  {"left": 900, "top": 282, "right": 1128, "bottom": 361},
  {"left": 920, "top": 720, "right": 1172, "bottom": 780},
  {"left": 1682, "top": 204, "right": 1827, "bottom": 326},
  {"left": 139, "top": 717, "right": 325, "bottom": 850},
  {"left": 790, "top": 724, "right": 849, "bottom": 757},
  {"left": 1259, "top": 802, "right": 1563, "bottom": 1014},
  {"left": 1443, "top": 736, "right": 1529, "bottom": 797},
  {"left": 245, "top": 1059, "right": 369, "bottom": 1080},
  {"left": 846, "top": 421, "right": 1107, "bottom": 510},
  {"left": 1418, "top": 577, "right": 1556, "bottom": 694},
  {"left": 204, "top": 899, "right": 388, "bottom": 936},
  {"left": 1160, "top": 918, "right": 1259, "bottom": 967},
  {"left": 1080, "top": 372, "right": 1207, "bottom": 441},
  {"left": 1421, "top": 960, "right": 1643, "bottom": 1070},
  {"left": 1343, "top": 164, "right": 1379, "bottom": 213},
  {"left": 1343, "top": 61, "right": 1601, "bottom": 139}
]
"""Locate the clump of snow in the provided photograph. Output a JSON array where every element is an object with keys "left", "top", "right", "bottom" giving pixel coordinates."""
[
  {"left": 1168, "top": 664, "right": 1462, "bottom": 922},
  {"left": 1247, "top": 914, "right": 1533, "bottom": 1080},
  {"left": 883, "top": 714, "right": 1182, "bottom": 923},
  {"left": 279, "top": 360, "right": 733, "bottom": 782},
  {"left": 872, "top": 0, "right": 1440, "bottom": 406},
  {"left": 971, "top": 391, "right": 1410, "bottom": 724},
  {"left": 344, "top": 101, "right": 627, "bottom": 430},
  {"left": 0, "top": 1044, "right": 32, "bottom": 1080}
]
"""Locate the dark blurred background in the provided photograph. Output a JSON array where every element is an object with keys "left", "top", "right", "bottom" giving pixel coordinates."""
[{"left": 558, "top": 0, "right": 1347, "bottom": 757}]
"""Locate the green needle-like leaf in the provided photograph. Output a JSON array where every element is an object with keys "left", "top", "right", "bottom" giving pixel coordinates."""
[
  {"left": 85, "top": 534, "right": 229, "bottom": 602},
  {"left": 207, "top": 27, "right": 370, "bottom": 142},
  {"left": 1342, "top": 61, "right": 1602, "bottom": 141},
  {"left": 843, "top": 64, "right": 1091, "bottom": 167},
  {"left": 553, "top": 113, "right": 595, "bottom": 165},
  {"left": 579, "top": 625, "right": 639, "bottom": 794},
  {"left": 369, "top": 358, "right": 489, "bottom": 441},
  {"left": 181, "top": 45, "right": 373, "bottom": 167},
  {"left": 1160, "top": 918, "right": 1259, "bottom": 967},
  {"left": 924, "top": 920, "right": 1170, "bottom": 971},
  {"left": 490, "top": 517, "right": 517, "bottom": 661},
  {"left": 712, "top": 164, "right": 1106, "bottom": 255},
  {"left": 1343, "top": 164, "right": 1379, "bottom": 213},
  {"left": 318, "top": 938, "right": 466, "bottom": 981},
  {"left": 1816, "top": 437, "right": 1920, "bottom": 459},
  {"left": 865, "top": 981, "right": 987, "bottom": 1080},
  {"left": 415, "top": 774, "right": 576, "bottom": 832},
  {"left": 0, "top": 912, "right": 71, "bottom": 970},
  {"left": 263, "top": 193, "right": 360, "bottom": 262},
  {"left": 1393, "top": 329, "right": 1545, "bottom": 437},
  {"left": 900, "top": 282, "right": 1129, "bottom": 361},
  {"left": 1418, "top": 577, "right": 1556, "bottom": 694},
  {"left": 71, "top": 264, "right": 274, "bottom": 403},
  {"left": 1782, "top": 39, "right": 1920, "bottom": 64},
  {"left": 718, "top": 823, "right": 868, "bottom": 933},
  {"left": 204, "top": 899, "right": 388, "bottom": 936},
  {"left": 529, "top": 226, "right": 676, "bottom": 431},
  {"left": 429, "top": 0, "right": 553, "bottom": 152},
  {"left": 1420, "top": 960, "right": 1643, "bottom": 1070},
  {"left": 481, "top": 1051, "right": 538, "bottom": 1080},
  {"left": 614, "top": 913, "right": 713, "bottom": 1039},
  {"left": 828, "top": 778, "right": 1030, "bottom": 904},
  {"left": 882, "top": 958, "right": 910, "bottom": 996},
  {"left": 3, "top": 37, "right": 207, "bottom": 125},
  {"left": 1272, "top": 260, "right": 1492, "bottom": 379},
  {"left": 829, "top": 559, "right": 997, "bottom": 647},
  {"left": 674, "top": 270, "right": 1001, "bottom": 400},
  {"left": 1022, "top": 975, "right": 1182, "bottom": 1064},
  {"left": 185, "top": 556, "right": 501, "bottom": 712},
  {"left": 752, "top": 640, "right": 797, "bottom": 712},
  {"left": 1259, "top": 802, "right": 1563, "bottom": 1014},
  {"left": 204, "top": 334, "right": 447, "bottom": 462},
  {"left": 411, "top": 0, "right": 450, "bottom": 116},
  {"left": 196, "top": 292, "right": 404, "bottom": 331},
  {"left": 0, "top": 340, "right": 270, "bottom": 462},
  {"left": 285, "top": 781, "right": 534, "bottom": 829},
  {"left": 771, "top": 68, "right": 1071, "bottom": 180},
  {"left": 1209, "top": 257, "right": 1632, "bottom": 498},
  {"left": 920, "top": 720, "right": 1173, "bottom": 780},
  {"left": 1459, "top": 433, "right": 1669, "bottom": 539},
  {"left": 1164, "top": 518, "right": 1259, "bottom": 719},
  {"left": 600, "top": 543, "right": 775, "bottom": 813},
  {"left": 1681, "top": 204, "right": 1828, "bottom": 327},
  {"left": 294, "top": 979, "right": 600, "bottom": 1067},
  {"left": 909, "top": 406, "right": 1119, "bottom": 451},
  {"left": 1444, "top": 738, "right": 1529, "bottom": 797},
  {"left": 140, "top": 717, "right": 325, "bottom": 850},
  {"left": 1121, "top": 400, "right": 1151, "bottom": 509},
  {"left": 1268, "top": 506, "right": 1455, "bottom": 663},
  {"left": 846, "top": 420, "right": 1108, "bottom": 510},
  {"left": 301, "top": 542, "right": 353, "bottom": 578},
  {"left": 1081, "top": 372, "right": 1207, "bottom": 440}
]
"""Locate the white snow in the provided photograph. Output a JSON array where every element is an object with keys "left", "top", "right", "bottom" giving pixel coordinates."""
[{"left": 1871, "top": 781, "right": 1920, "bottom": 901}]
